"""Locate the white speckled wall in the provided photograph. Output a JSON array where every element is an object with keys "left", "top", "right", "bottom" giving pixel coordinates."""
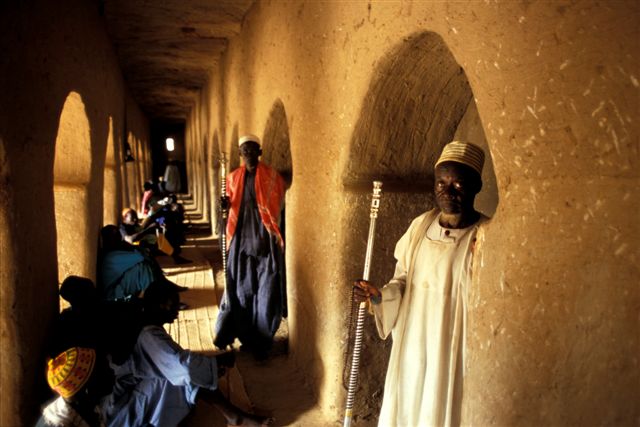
[{"left": 187, "top": 1, "right": 639, "bottom": 425}]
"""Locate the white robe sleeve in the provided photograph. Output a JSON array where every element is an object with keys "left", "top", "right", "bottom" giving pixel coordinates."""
[{"left": 372, "top": 219, "right": 415, "bottom": 339}]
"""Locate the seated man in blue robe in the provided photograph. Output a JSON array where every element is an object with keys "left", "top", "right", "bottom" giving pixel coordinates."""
[
  {"left": 101, "top": 280, "right": 273, "bottom": 427},
  {"left": 98, "top": 225, "right": 187, "bottom": 302}
]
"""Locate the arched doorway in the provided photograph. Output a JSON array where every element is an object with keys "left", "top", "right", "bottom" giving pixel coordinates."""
[
  {"left": 103, "top": 117, "right": 121, "bottom": 225},
  {"left": 210, "top": 131, "right": 222, "bottom": 236},
  {"left": 340, "top": 32, "right": 498, "bottom": 423},
  {"left": 53, "top": 92, "right": 92, "bottom": 284}
]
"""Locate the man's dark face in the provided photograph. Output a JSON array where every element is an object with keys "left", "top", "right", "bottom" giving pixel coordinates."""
[
  {"left": 239, "top": 141, "right": 261, "bottom": 171},
  {"left": 123, "top": 210, "right": 138, "bottom": 225},
  {"left": 158, "top": 293, "right": 180, "bottom": 325},
  {"left": 434, "top": 161, "right": 481, "bottom": 214}
]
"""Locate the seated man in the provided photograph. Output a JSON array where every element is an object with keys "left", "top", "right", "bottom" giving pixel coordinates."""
[
  {"left": 36, "top": 346, "right": 113, "bottom": 427},
  {"left": 51, "top": 274, "right": 145, "bottom": 367},
  {"left": 98, "top": 225, "right": 187, "bottom": 303},
  {"left": 47, "top": 276, "right": 101, "bottom": 359},
  {"left": 101, "top": 280, "right": 273, "bottom": 427},
  {"left": 144, "top": 194, "right": 191, "bottom": 264},
  {"left": 139, "top": 180, "right": 157, "bottom": 217},
  {"left": 119, "top": 208, "right": 158, "bottom": 248}
]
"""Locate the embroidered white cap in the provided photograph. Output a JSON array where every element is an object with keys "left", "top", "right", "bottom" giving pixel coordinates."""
[
  {"left": 435, "top": 141, "right": 485, "bottom": 175},
  {"left": 238, "top": 134, "right": 261, "bottom": 146}
]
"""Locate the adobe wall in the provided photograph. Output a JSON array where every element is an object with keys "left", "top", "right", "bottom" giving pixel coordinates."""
[
  {"left": 187, "top": 1, "right": 638, "bottom": 425},
  {"left": 0, "top": 0, "right": 150, "bottom": 423}
]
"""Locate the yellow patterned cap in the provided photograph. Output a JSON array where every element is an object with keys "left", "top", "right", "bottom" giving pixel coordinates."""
[
  {"left": 46, "top": 347, "right": 96, "bottom": 399},
  {"left": 435, "top": 141, "right": 485, "bottom": 175}
]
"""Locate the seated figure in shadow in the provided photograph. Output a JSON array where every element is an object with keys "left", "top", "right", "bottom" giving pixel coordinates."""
[
  {"left": 119, "top": 208, "right": 158, "bottom": 249},
  {"left": 36, "top": 346, "right": 114, "bottom": 427},
  {"left": 143, "top": 193, "right": 191, "bottom": 265},
  {"left": 140, "top": 180, "right": 159, "bottom": 217},
  {"left": 39, "top": 277, "right": 139, "bottom": 426},
  {"left": 101, "top": 280, "right": 274, "bottom": 427},
  {"left": 98, "top": 225, "right": 188, "bottom": 303}
]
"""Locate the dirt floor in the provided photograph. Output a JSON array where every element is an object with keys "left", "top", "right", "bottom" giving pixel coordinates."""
[{"left": 158, "top": 197, "right": 333, "bottom": 426}]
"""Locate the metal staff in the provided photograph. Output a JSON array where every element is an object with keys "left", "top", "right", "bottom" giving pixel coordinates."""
[
  {"left": 219, "top": 152, "right": 229, "bottom": 285},
  {"left": 343, "top": 180, "right": 383, "bottom": 427}
]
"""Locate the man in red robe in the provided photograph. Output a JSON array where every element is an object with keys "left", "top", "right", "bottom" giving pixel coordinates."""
[{"left": 214, "top": 134, "right": 287, "bottom": 360}]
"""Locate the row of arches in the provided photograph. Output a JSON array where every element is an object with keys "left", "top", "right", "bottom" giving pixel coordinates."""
[
  {"left": 182, "top": 31, "right": 499, "bottom": 420},
  {"left": 53, "top": 91, "right": 151, "bottom": 284}
]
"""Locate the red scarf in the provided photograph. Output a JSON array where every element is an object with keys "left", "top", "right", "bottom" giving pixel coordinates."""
[{"left": 226, "top": 163, "right": 286, "bottom": 249}]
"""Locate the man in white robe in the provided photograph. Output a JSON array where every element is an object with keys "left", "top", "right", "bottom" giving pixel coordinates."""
[{"left": 355, "top": 141, "right": 487, "bottom": 427}]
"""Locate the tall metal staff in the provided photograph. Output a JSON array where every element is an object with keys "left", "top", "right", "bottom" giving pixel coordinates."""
[
  {"left": 343, "top": 181, "right": 383, "bottom": 427},
  {"left": 218, "top": 152, "right": 229, "bottom": 286}
]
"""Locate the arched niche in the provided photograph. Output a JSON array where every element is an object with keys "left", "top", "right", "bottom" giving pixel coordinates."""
[
  {"left": 202, "top": 134, "right": 212, "bottom": 224},
  {"left": 262, "top": 99, "right": 293, "bottom": 185},
  {"left": 103, "top": 117, "right": 121, "bottom": 225},
  {"left": 340, "top": 32, "right": 498, "bottom": 420},
  {"left": 119, "top": 132, "right": 131, "bottom": 210},
  {"left": 196, "top": 148, "right": 205, "bottom": 218},
  {"left": 210, "top": 131, "right": 222, "bottom": 235},
  {"left": 124, "top": 132, "right": 139, "bottom": 210},
  {"left": 133, "top": 136, "right": 143, "bottom": 199},
  {"left": 229, "top": 123, "right": 240, "bottom": 170},
  {"left": 53, "top": 92, "right": 92, "bottom": 284}
]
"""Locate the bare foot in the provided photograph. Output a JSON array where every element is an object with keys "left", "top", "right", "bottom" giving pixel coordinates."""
[{"left": 227, "top": 414, "right": 275, "bottom": 426}]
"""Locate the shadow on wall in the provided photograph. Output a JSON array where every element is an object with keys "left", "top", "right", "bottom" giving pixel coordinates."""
[
  {"left": 202, "top": 136, "right": 211, "bottom": 223},
  {"left": 260, "top": 99, "right": 325, "bottom": 420},
  {"left": 103, "top": 117, "right": 123, "bottom": 226},
  {"left": 229, "top": 123, "right": 240, "bottom": 170},
  {"left": 210, "top": 131, "right": 221, "bottom": 235},
  {"left": 340, "top": 31, "right": 498, "bottom": 425},
  {"left": 262, "top": 99, "right": 293, "bottom": 185}
]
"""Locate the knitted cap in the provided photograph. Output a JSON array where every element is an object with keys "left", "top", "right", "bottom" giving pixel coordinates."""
[
  {"left": 238, "top": 134, "right": 261, "bottom": 147},
  {"left": 435, "top": 141, "right": 485, "bottom": 175},
  {"left": 46, "top": 347, "right": 96, "bottom": 399}
]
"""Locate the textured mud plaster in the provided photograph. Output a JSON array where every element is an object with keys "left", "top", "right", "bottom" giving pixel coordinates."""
[
  {"left": 0, "top": 0, "right": 150, "bottom": 424},
  {"left": 344, "top": 33, "right": 473, "bottom": 187},
  {"left": 184, "top": 1, "right": 638, "bottom": 426},
  {"left": 262, "top": 99, "right": 293, "bottom": 183}
]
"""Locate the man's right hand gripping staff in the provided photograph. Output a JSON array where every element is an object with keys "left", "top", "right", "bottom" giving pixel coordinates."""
[{"left": 353, "top": 280, "right": 382, "bottom": 305}]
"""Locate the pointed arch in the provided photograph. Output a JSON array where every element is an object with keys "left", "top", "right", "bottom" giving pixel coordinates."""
[
  {"left": 53, "top": 92, "right": 92, "bottom": 283},
  {"left": 262, "top": 99, "right": 293, "bottom": 185}
]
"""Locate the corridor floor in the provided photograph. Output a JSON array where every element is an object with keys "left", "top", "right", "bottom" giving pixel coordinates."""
[{"left": 154, "top": 196, "right": 332, "bottom": 426}]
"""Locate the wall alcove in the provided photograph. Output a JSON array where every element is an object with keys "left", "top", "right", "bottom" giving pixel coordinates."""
[
  {"left": 262, "top": 99, "right": 293, "bottom": 185},
  {"left": 210, "top": 131, "right": 222, "bottom": 235},
  {"left": 53, "top": 92, "right": 93, "bottom": 285},
  {"left": 103, "top": 117, "right": 122, "bottom": 225},
  {"left": 340, "top": 31, "right": 498, "bottom": 423},
  {"left": 229, "top": 123, "right": 240, "bottom": 171}
]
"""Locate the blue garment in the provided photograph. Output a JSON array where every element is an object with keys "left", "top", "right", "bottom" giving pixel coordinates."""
[
  {"left": 101, "top": 325, "right": 218, "bottom": 427},
  {"left": 100, "top": 250, "right": 159, "bottom": 301}
]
